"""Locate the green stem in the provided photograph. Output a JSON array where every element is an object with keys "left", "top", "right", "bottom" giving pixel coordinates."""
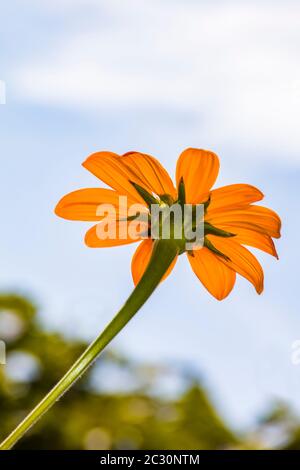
[{"left": 0, "top": 239, "right": 178, "bottom": 450}]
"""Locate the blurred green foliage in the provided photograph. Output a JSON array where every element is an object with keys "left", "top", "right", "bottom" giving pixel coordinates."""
[{"left": 0, "top": 293, "right": 299, "bottom": 450}]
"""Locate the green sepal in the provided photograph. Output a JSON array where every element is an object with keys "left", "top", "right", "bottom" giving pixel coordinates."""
[
  {"left": 204, "top": 237, "right": 231, "bottom": 262},
  {"left": 203, "top": 195, "right": 211, "bottom": 213},
  {"left": 204, "top": 222, "right": 236, "bottom": 238},
  {"left": 129, "top": 181, "right": 158, "bottom": 206},
  {"left": 177, "top": 177, "right": 186, "bottom": 209},
  {"left": 159, "top": 194, "right": 174, "bottom": 206}
]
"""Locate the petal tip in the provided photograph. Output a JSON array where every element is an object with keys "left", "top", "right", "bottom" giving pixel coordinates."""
[
  {"left": 54, "top": 199, "right": 65, "bottom": 219},
  {"left": 84, "top": 231, "right": 92, "bottom": 247},
  {"left": 82, "top": 156, "right": 91, "bottom": 169},
  {"left": 256, "top": 283, "right": 264, "bottom": 295},
  {"left": 84, "top": 227, "right": 97, "bottom": 248},
  {"left": 54, "top": 202, "right": 61, "bottom": 217},
  {"left": 215, "top": 294, "right": 229, "bottom": 301}
]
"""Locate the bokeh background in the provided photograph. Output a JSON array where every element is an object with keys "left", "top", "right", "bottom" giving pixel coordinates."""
[{"left": 0, "top": 0, "right": 300, "bottom": 449}]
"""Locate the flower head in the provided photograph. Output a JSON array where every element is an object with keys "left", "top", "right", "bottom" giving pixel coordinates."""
[{"left": 55, "top": 148, "right": 281, "bottom": 300}]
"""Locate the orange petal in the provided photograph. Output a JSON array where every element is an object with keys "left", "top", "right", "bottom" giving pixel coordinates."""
[
  {"left": 208, "top": 184, "right": 264, "bottom": 213},
  {"left": 188, "top": 247, "right": 236, "bottom": 300},
  {"left": 55, "top": 188, "right": 142, "bottom": 221},
  {"left": 207, "top": 235, "right": 264, "bottom": 294},
  {"left": 214, "top": 225, "right": 278, "bottom": 258},
  {"left": 82, "top": 151, "right": 147, "bottom": 204},
  {"left": 85, "top": 219, "right": 149, "bottom": 248},
  {"left": 131, "top": 239, "right": 178, "bottom": 286},
  {"left": 206, "top": 205, "right": 281, "bottom": 239},
  {"left": 122, "top": 152, "right": 176, "bottom": 199},
  {"left": 176, "top": 148, "right": 220, "bottom": 204}
]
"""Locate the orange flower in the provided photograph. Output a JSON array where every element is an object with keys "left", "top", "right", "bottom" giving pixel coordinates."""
[{"left": 55, "top": 148, "right": 281, "bottom": 300}]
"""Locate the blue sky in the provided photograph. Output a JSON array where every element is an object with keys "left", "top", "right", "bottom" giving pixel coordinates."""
[{"left": 0, "top": 0, "right": 300, "bottom": 430}]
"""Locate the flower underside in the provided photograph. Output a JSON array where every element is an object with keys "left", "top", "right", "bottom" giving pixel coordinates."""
[
  {"left": 131, "top": 179, "right": 235, "bottom": 259},
  {"left": 55, "top": 148, "right": 281, "bottom": 300}
]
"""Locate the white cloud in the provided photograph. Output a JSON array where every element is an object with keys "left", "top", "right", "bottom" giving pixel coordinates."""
[{"left": 12, "top": 0, "right": 300, "bottom": 162}]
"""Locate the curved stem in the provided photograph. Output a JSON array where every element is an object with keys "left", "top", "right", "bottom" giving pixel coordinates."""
[{"left": 0, "top": 240, "right": 178, "bottom": 450}]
